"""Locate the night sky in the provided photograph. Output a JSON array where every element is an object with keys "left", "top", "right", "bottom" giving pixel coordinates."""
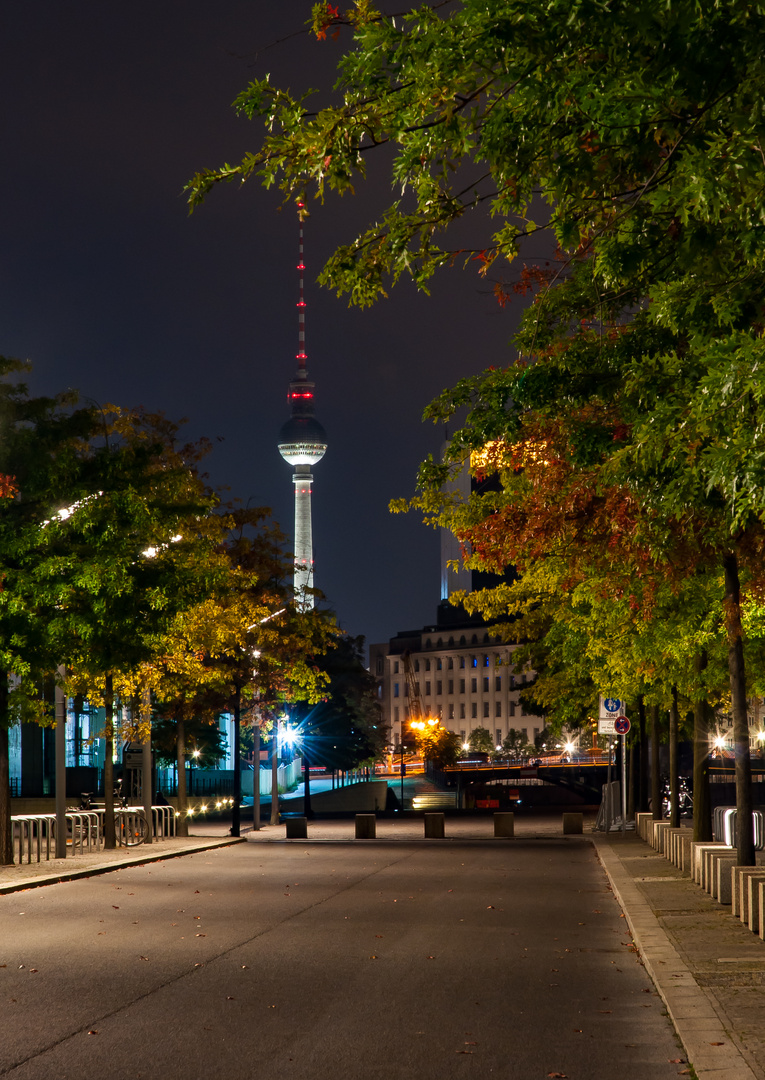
[{"left": 2, "top": 3, "right": 525, "bottom": 653}]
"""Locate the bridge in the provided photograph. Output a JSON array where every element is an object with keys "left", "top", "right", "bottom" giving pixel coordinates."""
[{"left": 425, "top": 759, "right": 757, "bottom": 803}]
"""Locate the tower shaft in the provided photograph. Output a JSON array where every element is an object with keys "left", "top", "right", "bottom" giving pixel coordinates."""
[{"left": 293, "top": 464, "right": 315, "bottom": 602}]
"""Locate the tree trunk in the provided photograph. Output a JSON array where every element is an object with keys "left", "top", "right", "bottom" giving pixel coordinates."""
[
  {"left": 103, "top": 674, "right": 116, "bottom": 849},
  {"left": 176, "top": 711, "right": 188, "bottom": 837},
  {"left": 252, "top": 723, "right": 260, "bottom": 831},
  {"left": 270, "top": 727, "right": 279, "bottom": 825},
  {"left": 303, "top": 739, "right": 313, "bottom": 820},
  {"left": 141, "top": 681, "right": 153, "bottom": 845},
  {"left": 669, "top": 688, "right": 680, "bottom": 828},
  {"left": 651, "top": 704, "right": 662, "bottom": 820},
  {"left": 0, "top": 673, "right": 12, "bottom": 865},
  {"left": 723, "top": 551, "right": 755, "bottom": 865},
  {"left": 692, "top": 651, "right": 712, "bottom": 843},
  {"left": 627, "top": 732, "right": 637, "bottom": 819},
  {"left": 232, "top": 682, "right": 241, "bottom": 838},
  {"left": 638, "top": 695, "right": 649, "bottom": 812}
]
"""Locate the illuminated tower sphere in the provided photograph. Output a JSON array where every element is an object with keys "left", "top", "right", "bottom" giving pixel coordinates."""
[{"left": 278, "top": 205, "right": 327, "bottom": 610}]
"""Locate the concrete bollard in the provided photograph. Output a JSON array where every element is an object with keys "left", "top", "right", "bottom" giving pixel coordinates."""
[
  {"left": 635, "top": 812, "right": 652, "bottom": 842},
  {"left": 710, "top": 852, "right": 738, "bottom": 900},
  {"left": 494, "top": 812, "right": 514, "bottom": 838},
  {"left": 285, "top": 816, "right": 308, "bottom": 839},
  {"left": 355, "top": 814, "right": 376, "bottom": 839},
  {"left": 703, "top": 846, "right": 734, "bottom": 892},
  {"left": 652, "top": 820, "right": 672, "bottom": 851},
  {"left": 424, "top": 813, "right": 445, "bottom": 839},
  {"left": 717, "top": 857, "right": 739, "bottom": 905},
  {"left": 562, "top": 812, "right": 583, "bottom": 835},
  {"left": 744, "top": 871, "right": 765, "bottom": 932}
]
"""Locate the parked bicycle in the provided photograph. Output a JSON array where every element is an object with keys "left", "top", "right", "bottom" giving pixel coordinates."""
[{"left": 78, "top": 780, "right": 150, "bottom": 846}]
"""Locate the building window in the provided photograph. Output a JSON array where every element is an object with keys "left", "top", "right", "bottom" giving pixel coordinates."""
[
  {"left": 448, "top": 680, "right": 454, "bottom": 695},
  {"left": 495, "top": 675, "right": 501, "bottom": 691},
  {"left": 460, "top": 705, "right": 466, "bottom": 720},
  {"left": 460, "top": 657, "right": 466, "bottom": 669},
  {"left": 495, "top": 702, "right": 502, "bottom": 718},
  {"left": 393, "top": 660, "right": 399, "bottom": 674},
  {"left": 460, "top": 729, "right": 466, "bottom": 742},
  {"left": 449, "top": 704, "right": 455, "bottom": 720},
  {"left": 394, "top": 707, "right": 399, "bottom": 724},
  {"left": 448, "top": 658, "right": 454, "bottom": 670},
  {"left": 483, "top": 701, "right": 489, "bottom": 718},
  {"left": 534, "top": 728, "right": 540, "bottom": 740},
  {"left": 425, "top": 681, "right": 431, "bottom": 696},
  {"left": 375, "top": 656, "right": 383, "bottom": 675},
  {"left": 483, "top": 677, "right": 489, "bottom": 692},
  {"left": 471, "top": 655, "right": 478, "bottom": 668},
  {"left": 471, "top": 703, "right": 478, "bottom": 719},
  {"left": 436, "top": 658, "right": 442, "bottom": 670},
  {"left": 394, "top": 683, "right": 399, "bottom": 698},
  {"left": 483, "top": 655, "right": 489, "bottom": 667},
  {"left": 460, "top": 679, "right": 465, "bottom": 694},
  {"left": 522, "top": 728, "right": 528, "bottom": 741},
  {"left": 414, "top": 660, "right": 420, "bottom": 672},
  {"left": 436, "top": 680, "right": 442, "bottom": 695},
  {"left": 510, "top": 675, "right": 515, "bottom": 688},
  {"left": 509, "top": 701, "right": 516, "bottom": 717},
  {"left": 425, "top": 659, "right": 431, "bottom": 671},
  {"left": 521, "top": 703, "right": 526, "bottom": 716},
  {"left": 496, "top": 729, "right": 502, "bottom": 745},
  {"left": 471, "top": 678, "right": 477, "bottom": 693}
]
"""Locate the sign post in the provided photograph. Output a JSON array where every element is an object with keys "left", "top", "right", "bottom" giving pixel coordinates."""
[
  {"left": 599, "top": 698, "right": 625, "bottom": 830},
  {"left": 614, "top": 716, "right": 631, "bottom": 835}
]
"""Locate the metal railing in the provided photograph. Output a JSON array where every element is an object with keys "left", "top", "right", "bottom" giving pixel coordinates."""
[{"left": 10, "top": 804, "right": 176, "bottom": 865}]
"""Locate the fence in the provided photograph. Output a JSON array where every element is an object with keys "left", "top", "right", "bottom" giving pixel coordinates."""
[{"left": 10, "top": 804, "right": 176, "bottom": 865}]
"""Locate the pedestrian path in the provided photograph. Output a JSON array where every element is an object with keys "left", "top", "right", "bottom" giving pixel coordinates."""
[{"left": 596, "top": 832, "right": 765, "bottom": 1080}]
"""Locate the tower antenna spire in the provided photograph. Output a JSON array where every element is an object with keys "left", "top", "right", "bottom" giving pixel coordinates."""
[
  {"left": 277, "top": 202, "right": 327, "bottom": 611},
  {"left": 297, "top": 201, "right": 307, "bottom": 372}
]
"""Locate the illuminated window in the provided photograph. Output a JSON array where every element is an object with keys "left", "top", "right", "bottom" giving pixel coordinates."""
[{"left": 483, "top": 655, "right": 489, "bottom": 667}]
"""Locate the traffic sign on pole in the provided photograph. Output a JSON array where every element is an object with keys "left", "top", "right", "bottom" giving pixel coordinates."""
[
  {"left": 600, "top": 696, "right": 625, "bottom": 719},
  {"left": 614, "top": 716, "right": 631, "bottom": 735}
]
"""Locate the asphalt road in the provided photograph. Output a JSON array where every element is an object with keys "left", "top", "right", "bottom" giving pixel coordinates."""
[{"left": 1, "top": 837, "right": 688, "bottom": 1080}]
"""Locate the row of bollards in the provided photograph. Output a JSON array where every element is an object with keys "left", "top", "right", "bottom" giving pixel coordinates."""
[{"left": 283, "top": 811, "right": 584, "bottom": 840}]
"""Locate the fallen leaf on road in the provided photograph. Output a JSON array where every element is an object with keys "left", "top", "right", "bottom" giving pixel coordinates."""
[
  {"left": 375, "top": 935, "right": 383, "bottom": 939},
  {"left": 487, "top": 905, "right": 495, "bottom": 909},
  {"left": 426, "top": 956, "right": 435, "bottom": 960},
  {"left": 88, "top": 1031, "right": 98, "bottom": 1036},
  {"left": 139, "top": 956, "right": 149, "bottom": 961},
  {"left": 226, "top": 996, "right": 235, "bottom": 1000},
  {"left": 29, "top": 969, "right": 38, "bottom": 973},
  {"left": 709, "top": 1042, "right": 725, "bottom": 1046},
  {"left": 668, "top": 1059, "right": 685, "bottom": 1064},
  {"left": 598, "top": 1010, "right": 612, "bottom": 1014},
  {"left": 112, "top": 906, "right": 119, "bottom": 910},
  {"left": 241, "top": 965, "right": 248, "bottom": 969},
  {"left": 456, "top": 1050, "right": 473, "bottom": 1055},
  {"left": 548, "top": 1072, "right": 568, "bottom": 1077},
  {"left": 195, "top": 933, "right": 206, "bottom": 938},
  {"left": 369, "top": 955, "right": 378, "bottom": 960}
]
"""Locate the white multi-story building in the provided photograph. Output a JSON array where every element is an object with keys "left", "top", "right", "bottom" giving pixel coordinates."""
[{"left": 369, "top": 621, "right": 544, "bottom": 750}]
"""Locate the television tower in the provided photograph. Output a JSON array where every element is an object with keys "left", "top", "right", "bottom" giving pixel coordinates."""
[{"left": 278, "top": 204, "right": 327, "bottom": 610}]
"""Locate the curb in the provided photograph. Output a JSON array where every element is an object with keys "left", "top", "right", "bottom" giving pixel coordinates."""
[
  {"left": 0, "top": 837, "right": 246, "bottom": 895},
  {"left": 594, "top": 839, "right": 760, "bottom": 1080}
]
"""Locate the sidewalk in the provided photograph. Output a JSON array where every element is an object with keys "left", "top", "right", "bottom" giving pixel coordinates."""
[
  {"left": 0, "top": 835, "right": 244, "bottom": 894},
  {"left": 595, "top": 831, "right": 765, "bottom": 1080}
]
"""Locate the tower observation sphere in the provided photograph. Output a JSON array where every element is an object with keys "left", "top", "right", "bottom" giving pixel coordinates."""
[{"left": 277, "top": 206, "right": 327, "bottom": 610}]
